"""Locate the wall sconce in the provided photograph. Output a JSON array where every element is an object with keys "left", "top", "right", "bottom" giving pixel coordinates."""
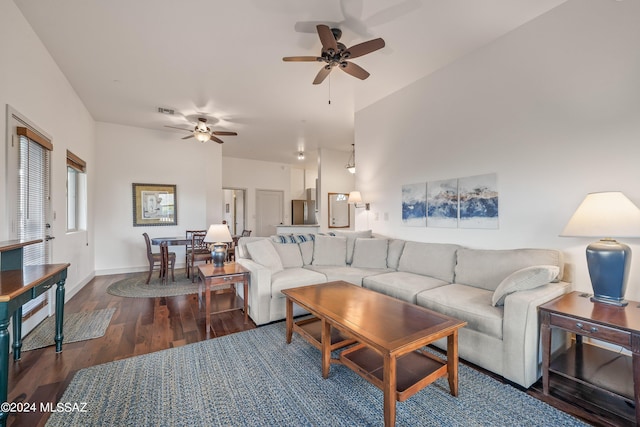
[{"left": 348, "top": 191, "right": 369, "bottom": 210}]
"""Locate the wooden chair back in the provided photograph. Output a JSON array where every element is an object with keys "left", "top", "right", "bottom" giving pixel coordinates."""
[{"left": 241, "top": 229, "right": 252, "bottom": 237}]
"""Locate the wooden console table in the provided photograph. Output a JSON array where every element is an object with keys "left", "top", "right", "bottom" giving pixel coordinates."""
[
  {"left": 540, "top": 291, "right": 640, "bottom": 424},
  {"left": 0, "top": 239, "right": 69, "bottom": 427}
]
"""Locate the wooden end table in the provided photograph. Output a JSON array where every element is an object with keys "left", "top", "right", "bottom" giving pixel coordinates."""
[
  {"left": 197, "top": 263, "right": 249, "bottom": 333},
  {"left": 540, "top": 291, "right": 640, "bottom": 424}
]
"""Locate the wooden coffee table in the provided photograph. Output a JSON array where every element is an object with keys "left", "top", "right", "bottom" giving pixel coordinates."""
[{"left": 282, "top": 281, "right": 466, "bottom": 426}]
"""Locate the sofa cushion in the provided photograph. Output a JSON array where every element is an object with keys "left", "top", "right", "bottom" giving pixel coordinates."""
[
  {"left": 270, "top": 234, "right": 298, "bottom": 243},
  {"left": 397, "top": 241, "right": 460, "bottom": 283},
  {"left": 305, "top": 265, "right": 391, "bottom": 287},
  {"left": 363, "top": 271, "right": 449, "bottom": 304},
  {"left": 237, "top": 236, "right": 269, "bottom": 259},
  {"left": 491, "top": 265, "right": 560, "bottom": 306},
  {"left": 312, "top": 235, "right": 347, "bottom": 266},
  {"left": 299, "top": 240, "right": 314, "bottom": 265},
  {"left": 245, "top": 239, "right": 283, "bottom": 273},
  {"left": 333, "top": 229, "right": 372, "bottom": 264},
  {"left": 417, "top": 284, "right": 503, "bottom": 339},
  {"left": 351, "top": 238, "right": 388, "bottom": 269},
  {"left": 455, "top": 248, "right": 564, "bottom": 292},
  {"left": 386, "top": 239, "right": 406, "bottom": 269},
  {"left": 271, "top": 268, "right": 327, "bottom": 298},
  {"left": 272, "top": 242, "right": 304, "bottom": 268}
]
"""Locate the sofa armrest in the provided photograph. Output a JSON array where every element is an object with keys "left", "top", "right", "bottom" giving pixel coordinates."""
[
  {"left": 236, "top": 258, "right": 273, "bottom": 326},
  {"left": 502, "top": 281, "right": 572, "bottom": 388}
]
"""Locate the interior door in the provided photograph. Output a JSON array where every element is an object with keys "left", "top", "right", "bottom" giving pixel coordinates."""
[{"left": 256, "top": 190, "right": 283, "bottom": 237}]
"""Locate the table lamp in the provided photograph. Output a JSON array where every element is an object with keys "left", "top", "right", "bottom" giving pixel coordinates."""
[
  {"left": 204, "top": 224, "right": 233, "bottom": 267},
  {"left": 560, "top": 191, "right": 640, "bottom": 306}
]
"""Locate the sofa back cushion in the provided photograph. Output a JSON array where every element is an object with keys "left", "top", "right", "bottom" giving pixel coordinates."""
[
  {"left": 272, "top": 242, "right": 304, "bottom": 268},
  {"left": 397, "top": 242, "right": 460, "bottom": 283},
  {"left": 237, "top": 237, "right": 269, "bottom": 259},
  {"left": 312, "top": 235, "right": 347, "bottom": 266},
  {"left": 454, "top": 248, "right": 565, "bottom": 292},
  {"left": 351, "top": 238, "right": 388, "bottom": 269},
  {"left": 333, "top": 230, "right": 372, "bottom": 264},
  {"left": 245, "top": 239, "right": 284, "bottom": 274}
]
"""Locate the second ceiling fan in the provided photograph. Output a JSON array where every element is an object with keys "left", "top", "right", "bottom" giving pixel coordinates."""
[
  {"left": 165, "top": 118, "right": 237, "bottom": 144},
  {"left": 283, "top": 24, "right": 385, "bottom": 85}
]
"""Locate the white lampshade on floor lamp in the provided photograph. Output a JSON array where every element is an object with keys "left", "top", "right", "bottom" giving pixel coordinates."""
[
  {"left": 204, "top": 224, "right": 233, "bottom": 267},
  {"left": 561, "top": 191, "right": 640, "bottom": 306}
]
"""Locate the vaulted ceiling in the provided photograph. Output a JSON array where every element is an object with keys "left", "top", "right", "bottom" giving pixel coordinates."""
[{"left": 14, "top": 0, "right": 566, "bottom": 165}]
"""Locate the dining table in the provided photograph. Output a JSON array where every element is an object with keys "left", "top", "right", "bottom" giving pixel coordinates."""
[{"left": 150, "top": 236, "right": 193, "bottom": 281}]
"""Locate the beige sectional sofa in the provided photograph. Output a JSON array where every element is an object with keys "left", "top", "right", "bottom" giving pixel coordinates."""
[{"left": 235, "top": 231, "right": 571, "bottom": 388}]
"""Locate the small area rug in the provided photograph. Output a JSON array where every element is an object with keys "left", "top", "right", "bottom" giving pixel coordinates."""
[
  {"left": 45, "top": 321, "right": 586, "bottom": 426},
  {"left": 106, "top": 269, "right": 200, "bottom": 298},
  {"left": 21, "top": 308, "right": 116, "bottom": 352}
]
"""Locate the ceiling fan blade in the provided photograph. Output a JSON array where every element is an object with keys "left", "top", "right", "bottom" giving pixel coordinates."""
[
  {"left": 340, "top": 61, "right": 370, "bottom": 80},
  {"left": 210, "top": 135, "right": 224, "bottom": 144},
  {"left": 345, "top": 38, "right": 385, "bottom": 59},
  {"left": 182, "top": 135, "right": 194, "bottom": 140},
  {"left": 316, "top": 24, "right": 338, "bottom": 52},
  {"left": 283, "top": 56, "right": 321, "bottom": 62},
  {"left": 212, "top": 131, "right": 237, "bottom": 136},
  {"left": 165, "top": 125, "right": 192, "bottom": 132},
  {"left": 313, "top": 66, "right": 332, "bottom": 85}
]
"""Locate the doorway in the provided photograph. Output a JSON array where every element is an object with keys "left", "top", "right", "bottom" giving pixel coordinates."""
[
  {"left": 255, "top": 189, "right": 284, "bottom": 237},
  {"left": 222, "top": 188, "right": 246, "bottom": 236}
]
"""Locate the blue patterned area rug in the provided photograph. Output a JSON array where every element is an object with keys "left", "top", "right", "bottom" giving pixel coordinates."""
[{"left": 46, "top": 322, "right": 586, "bottom": 426}]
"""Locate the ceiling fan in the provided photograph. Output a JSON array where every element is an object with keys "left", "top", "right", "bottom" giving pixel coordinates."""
[
  {"left": 283, "top": 24, "right": 385, "bottom": 85},
  {"left": 165, "top": 118, "right": 237, "bottom": 144}
]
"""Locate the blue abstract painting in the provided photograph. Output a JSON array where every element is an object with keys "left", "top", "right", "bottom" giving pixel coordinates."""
[
  {"left": 402, "top": 183, "right": 427, "bottom": 226},
  {"left": 427, "top": 179, "right": 458, "bottom": 228},
  {"left": 458, "top": 173, "right": 498, "bottom": 229}
]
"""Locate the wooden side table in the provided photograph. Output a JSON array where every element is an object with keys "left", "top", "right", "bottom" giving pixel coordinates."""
[
  {"left": 197, "top": 263, "right": 250, "bottom": 333},
  {"left": 540, "top": 291, "right": 640, "bottom": 424}
]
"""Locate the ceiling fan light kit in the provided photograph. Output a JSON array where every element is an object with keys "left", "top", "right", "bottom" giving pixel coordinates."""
[
  {"left": 164, "top": 117, "right": 237, "bottom": 144},
  {"left": 283, "top": 24, "right": 385, "bottom": 85}
]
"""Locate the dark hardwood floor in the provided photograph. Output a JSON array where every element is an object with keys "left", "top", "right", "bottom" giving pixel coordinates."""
[
  {"left": 6, "top": 272, "right": 256, "bottom": 427},
  {"left": 5, "top": 272, "right": 633, "bottom": 426}
]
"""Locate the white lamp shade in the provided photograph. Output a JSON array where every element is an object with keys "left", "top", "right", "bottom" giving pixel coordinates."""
[
  {"left": 203, "top": 224, "right": 233, "bottom": 243},
  {"left": 347, "top": 191, "right": 363, "bottom": 204},
  {"left": 560, "top": 191, "right": 640, "bottom": 238}
]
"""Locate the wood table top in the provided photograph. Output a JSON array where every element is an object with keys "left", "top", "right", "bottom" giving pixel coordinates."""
[
  {"left": 282, "top": 281, "right": 466, "bottom": 353},
  {"left": 198, "top": 262, "right": 248, "bottom": 278},
  {"left": 0, "top": 239, "right": 43, "bottom": 253},
  {"left": 0, "top": 264, "right": 70, "bottom": 302},
  {"left": 540, "top": 291, "right": 640, "bottom": 333}
]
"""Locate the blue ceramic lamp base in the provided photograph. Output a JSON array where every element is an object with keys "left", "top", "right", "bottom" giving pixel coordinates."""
[
  {"left": 211, "top": 243, "right": 227, "bottom": 267},
  {"left": 586, "top": 238, "right": 630, "bottom": 307}
]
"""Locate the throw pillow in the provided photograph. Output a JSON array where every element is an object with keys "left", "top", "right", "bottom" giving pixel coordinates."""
[
  {"left": 245, "top": 239, "right": 283, "bottom": 274},
  {"left": 312, "top": 235, "right": 347, "bottom": 266},
  {"left": 272, "top": 242, "right": 303, "bottom": 268},
  {"left": 299, "top": 240, "right": 314, "bottom": 265},
  {"left": 351, "top": 238, "right": 388, "bottom": 269},
  {"left": 491, "top": 265, "right": 560, "bottom": 306}
]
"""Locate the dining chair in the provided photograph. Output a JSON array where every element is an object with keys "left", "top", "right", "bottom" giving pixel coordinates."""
[
  {"left": 186, "top": 230, "right": 212, "bottom": 282},
  {"left": 241, "top": 229, "right": 252, "bottom": 237},
  {"left": 143, "top": 233, "right": 176, "bottom": 284}
]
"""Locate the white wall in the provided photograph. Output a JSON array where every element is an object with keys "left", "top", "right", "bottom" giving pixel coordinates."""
[
  {"left": 355, "top": 0, "right": 640, "bottom": 300},
  {"left": 94, "top": 122, "right": 222, "bottom": 274},
  {"left": 222, "top": 157, "right": 292, "bottom": 233},
  {"left": 318, "top": 148, "right": 356, "bottom": 232},
  {"left": 0, "top": 0, "right": 96, "bottom": 297}
]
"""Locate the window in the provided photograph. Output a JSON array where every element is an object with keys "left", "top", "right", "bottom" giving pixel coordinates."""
[{"left": 66, "top": 150, "right": 87, "bottom": 232}]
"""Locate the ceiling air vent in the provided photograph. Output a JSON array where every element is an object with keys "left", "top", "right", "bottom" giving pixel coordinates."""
[{"left": 157, "top": 107, "right": 175, "bottom": 115}]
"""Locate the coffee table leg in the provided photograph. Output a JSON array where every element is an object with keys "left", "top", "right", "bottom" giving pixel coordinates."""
[
  {"left": 447, "top": 330, "right": 459, "bottom": 396},
  {"left": 321, "top": 319, "right": 331, "bottom": 379},
  {"left": 383, "top": 354, "right": 397, "bottom": 426},
  {"left": 285, "top": 298, "right": 293, "bottom": 344}
]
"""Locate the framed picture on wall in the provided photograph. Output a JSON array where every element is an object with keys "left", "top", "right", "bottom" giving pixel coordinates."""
[{"left": 132, "top": 183, "right": 177, "bottom": 226}]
